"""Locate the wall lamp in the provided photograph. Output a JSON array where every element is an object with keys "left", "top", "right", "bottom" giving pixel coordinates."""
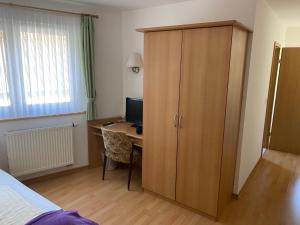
[{"left": 127, "top": 52, "right": 143, "bottom": 73}]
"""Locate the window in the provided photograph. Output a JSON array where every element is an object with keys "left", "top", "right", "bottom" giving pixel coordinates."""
[
  {"left": 0, "top": 8, "right": 85, "bottom": 119},
  {"left": 0, "top": 32, "right": 10, "bottom": 107},
  {"left": 21, "top": 30, "right": 71, "bottom": 105}
]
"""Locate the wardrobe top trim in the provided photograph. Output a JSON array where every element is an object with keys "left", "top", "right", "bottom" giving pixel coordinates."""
[{"left": 136, "top": 20, "right": 252, "bottom": 33}]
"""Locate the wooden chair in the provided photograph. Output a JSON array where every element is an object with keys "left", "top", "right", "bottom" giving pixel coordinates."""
[{"left": 101, "top": 128, "right": 140, "bottom": 190}]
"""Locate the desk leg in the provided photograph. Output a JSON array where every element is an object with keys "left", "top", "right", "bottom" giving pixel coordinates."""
[{"left": 88, "top": 127, "right": 103, "bottom": 167}]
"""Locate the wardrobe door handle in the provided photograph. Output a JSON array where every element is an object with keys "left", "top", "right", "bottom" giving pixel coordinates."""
[
  {"left": 178, "top": 115, "right": 183, "bottom": 128},
  {"left": 173, "top": 114, "right": 178, "bottom": 128}
]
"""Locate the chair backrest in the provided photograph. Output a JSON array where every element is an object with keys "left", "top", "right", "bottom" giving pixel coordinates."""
[{"left": 101, "top": 128, "right": 132, "bottom": 162}]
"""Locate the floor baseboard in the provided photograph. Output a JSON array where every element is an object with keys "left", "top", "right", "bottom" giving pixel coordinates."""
[{"left": 22, "top": 166, "right": 90, "bottom": 185}]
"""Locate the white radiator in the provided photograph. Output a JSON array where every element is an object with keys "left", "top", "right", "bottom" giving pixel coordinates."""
[{"left": 6, "top": 125, "right": 74, "bottom": 176}]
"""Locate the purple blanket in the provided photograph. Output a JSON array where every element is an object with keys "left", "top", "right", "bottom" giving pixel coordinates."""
[{"left": 25, "top": 209, "right": 99, "bottom": 225}]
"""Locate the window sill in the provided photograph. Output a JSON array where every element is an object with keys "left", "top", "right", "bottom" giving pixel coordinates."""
[{"left": 0, "top": 111, "right": 86, "bottom": 123}]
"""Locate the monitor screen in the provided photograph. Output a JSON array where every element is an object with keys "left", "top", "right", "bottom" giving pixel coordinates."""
[{"left": 126, "top": 98, "right": 143, "bottom": 125}]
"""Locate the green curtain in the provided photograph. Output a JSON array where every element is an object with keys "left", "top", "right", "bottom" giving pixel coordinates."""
[{"left": 81, "top": 15, "right": 96, "bottom": 121}]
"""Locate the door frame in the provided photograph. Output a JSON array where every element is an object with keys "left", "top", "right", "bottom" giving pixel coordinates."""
[{"left": 261, "top": 42, "right": 281, "bottom": 155}]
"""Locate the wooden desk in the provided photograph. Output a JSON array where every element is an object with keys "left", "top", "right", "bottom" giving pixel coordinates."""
[
  {"left": 91, "top": 122, "right": 142, "bottom": 140},
  {"left": 88, "top": 118, "right": 143, "bottom": 167}
]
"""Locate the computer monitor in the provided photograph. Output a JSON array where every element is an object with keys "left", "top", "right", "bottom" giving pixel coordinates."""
[{"left": 125, "top": 97, "right": 143, "bottom": 126}]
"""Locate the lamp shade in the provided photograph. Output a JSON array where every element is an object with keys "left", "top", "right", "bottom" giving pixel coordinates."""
[{"left": 126, "top": 52, "right": 143, "bottom": 68}]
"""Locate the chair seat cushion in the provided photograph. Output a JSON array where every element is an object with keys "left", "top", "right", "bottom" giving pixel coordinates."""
[{"left": 105, "top": 151, "right": 139, "bottom": 164}]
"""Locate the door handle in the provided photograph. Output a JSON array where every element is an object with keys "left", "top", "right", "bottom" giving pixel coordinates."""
[
  {"left": 173, "top": 114, "right": 178, "bottom": 128},
  {"left": 178, "top": 115, "right": 183, "bottom": 128}
]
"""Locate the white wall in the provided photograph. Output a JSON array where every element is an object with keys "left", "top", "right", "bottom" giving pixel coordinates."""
[
  {"left": 121, "top": 0, "right": 286, "bottom": 194},
  {"left": 121, "top": 0, "right": 257, "bottom": 113},
  {"left": 0, "top": 0, "right": 123, "bottom": 179},
  {"left": 234, "top": 0, "right": 286, "bottom": 193},
  {"left": 285, "top": 27, "right": 300, "bottom": 47},
  {"left": 94, "top": 8, "right": 123, "bottom": 118}
]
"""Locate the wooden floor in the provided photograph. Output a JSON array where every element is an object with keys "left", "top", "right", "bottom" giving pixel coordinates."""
[{"left": 29, "top": 150, "right": 300, "bottom": 225}]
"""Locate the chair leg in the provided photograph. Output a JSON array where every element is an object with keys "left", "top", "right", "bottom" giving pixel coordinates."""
[
  {"left": 102, "top": 154, "right": 107, "bottom": 180},
  {"left": 128, "top": 149, "right": 134, "bottom": 190}
]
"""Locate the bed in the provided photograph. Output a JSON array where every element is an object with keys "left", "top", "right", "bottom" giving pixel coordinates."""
[
  {"left": 0, "top": 169, "right": 60, "bottom": 225},
  {"left": 0, "top": 170, "right": 98, "bottom": 225}
]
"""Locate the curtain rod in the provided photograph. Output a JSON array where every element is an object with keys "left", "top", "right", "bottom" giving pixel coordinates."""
[{"left": 0, "top": 2, "right": 99, "bottom": 19}]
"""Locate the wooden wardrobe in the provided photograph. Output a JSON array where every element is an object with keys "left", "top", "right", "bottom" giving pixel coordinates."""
[{"left": 138, "top": 20, "right": 250, "bottom": 218}]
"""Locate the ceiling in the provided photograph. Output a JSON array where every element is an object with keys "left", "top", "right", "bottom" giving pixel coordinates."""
[
  {"left": 267, "top": 0, "right": 300, "bottom": 26},
  {"left": 65, "top": 0, "right": 191, "bottom": 10}
]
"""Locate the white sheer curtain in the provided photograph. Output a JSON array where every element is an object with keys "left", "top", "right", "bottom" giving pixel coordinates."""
[{"left": 0, "top": 7, "right": 86, "bottom": 119}]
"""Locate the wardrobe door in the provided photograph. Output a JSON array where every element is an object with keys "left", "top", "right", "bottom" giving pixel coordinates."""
[
  {"left": 142, "top": 30, "right": 182, "bottom": 199},
  {"left": 176, "top": 27, "right": 232, "bottom": 216}
]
